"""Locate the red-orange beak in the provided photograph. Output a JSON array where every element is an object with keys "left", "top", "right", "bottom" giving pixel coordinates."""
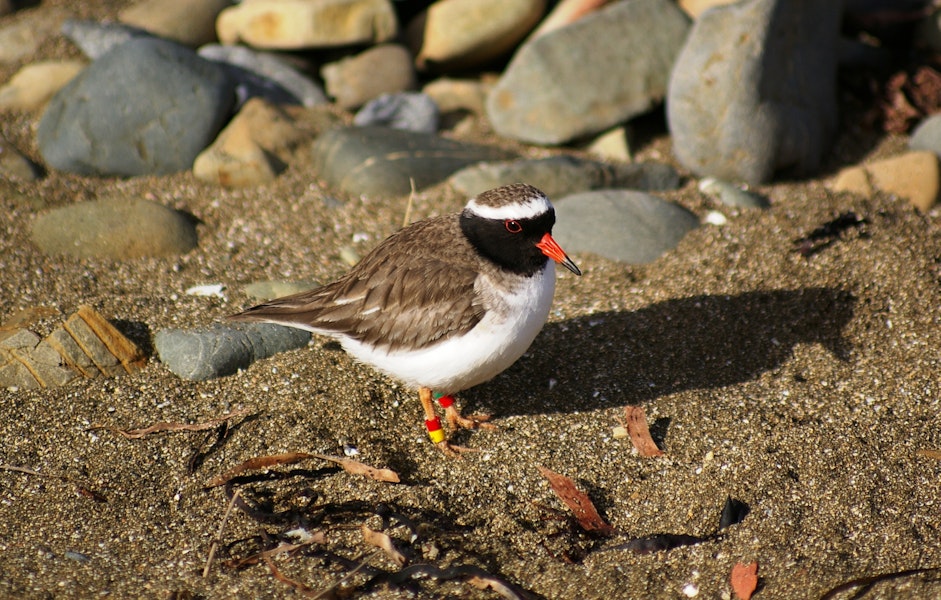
[{"left": 536, "top": 233, "right": 581, "bottom": 276}]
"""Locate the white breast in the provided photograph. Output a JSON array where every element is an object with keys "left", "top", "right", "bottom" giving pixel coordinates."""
[{"left": 340, "top": 262, "right": 557, "bottom": 394}]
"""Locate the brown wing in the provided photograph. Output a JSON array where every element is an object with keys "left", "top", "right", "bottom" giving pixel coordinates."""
[{"left": 229, "top": 215, "right": 486, "bottom": 351}]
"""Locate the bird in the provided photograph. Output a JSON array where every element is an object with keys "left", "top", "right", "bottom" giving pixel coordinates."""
[{"left": 228, "top": 183, "right": 581, "bottom": 455}]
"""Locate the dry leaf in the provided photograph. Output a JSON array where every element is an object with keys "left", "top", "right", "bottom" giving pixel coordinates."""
[
  {"left": 538, "top": 466, "right": 614, "bottom": 536},
  {"left": 916, "top": 449, "right": 941, "bottom": 460},
  {"left": 624, "top": 405, "right": 664, "bottom": 457},
  {"left": 362, "top": 525, "right": 407, "bottom": 567},
  {"left": 90, "top": 408, "right": 252, "bottom": 439},
  {"left": 731, "top": 561, "right": 759, "bottom": 600},
  {"left": 206, "top": 451, "right": 400, "bottom": 487}
]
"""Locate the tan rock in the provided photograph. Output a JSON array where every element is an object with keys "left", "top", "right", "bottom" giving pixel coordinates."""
[
  {"left": 832, "top": 151, "right": 940, "bottom": 211},
  {"left": 119, "top": 0, "right": 232, "bottom": 47},
  {"left": 678, "top": 0, "right": 738, "bottom": 19},
  {"left": 321, "top": 44, "right": 416, "bottom": 109},
  {"left": 0, "top": 60, "right": 85, "bottom": 112},
  {"left": 585, "top": 125, "right": 631, "bottom": 162},
  {"left": 0, "top": 8, "right": 67, "bottom": 64},
  {"left": 421, "top": 77, "right": 491, "bottom": 114},
  {"left": 216, "top": 0, "right": 398, "bottom": 49},
  {"left": 193, "top": 98, "right": 305, "bottom": 187},
  {"left": 407, "top": 0, "right": 546, "bottom": 71}
]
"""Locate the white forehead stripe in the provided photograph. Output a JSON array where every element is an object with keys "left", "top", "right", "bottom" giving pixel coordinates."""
[{"left": 465, "top": 192, "right": 553, "bottom": 220}]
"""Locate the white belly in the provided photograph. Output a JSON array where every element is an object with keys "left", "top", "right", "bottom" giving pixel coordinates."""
[{"left": 340, "top": 262, "right": 557, "bottom": 393}]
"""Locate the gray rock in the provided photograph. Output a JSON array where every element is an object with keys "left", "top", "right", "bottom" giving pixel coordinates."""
[
  {"left": 667, "top": 0, "right": 842, "bottom": 184},
  {"left": 60, "top": 19, "right": 155, "bottom": 59},
  {"left": 30, "top": 197, "right": 198, "bottom": 259},
  {"left": 199, "top": 43, "right": 328, "bottom": 108},
  {"left": 485, "top": 0, "right": 690, "bottom": 145},
  {"left": 552, "top": 190, "right": 699, "bottom": 264},
  {"left": 698, "top": 177, "right": 770, "bottom": 209},
  {"left": 37, "top": 38, "right": 235, "bottom": 176},
  {"left": 155, "top": 323, "right": 311, "bottom": 381},
  {"left": 311, "top": 125, "right": 515, "bottom": 197},
  {"left": 353, "top": 93, "right": 440, "bottom": 133},
  {"left": 449, "top": 156, "right": 679, "bottom": 199},
  {"left": 910, "top": 114, "right": 941, "bottom": 158}
]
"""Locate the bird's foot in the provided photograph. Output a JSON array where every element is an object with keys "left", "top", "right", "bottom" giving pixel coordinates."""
[
  {"left": 443, "top": 405, "right": 496, "bottom": 432},
  {"left": 435, "top": 440, "right": 481, "bottom": 458}
]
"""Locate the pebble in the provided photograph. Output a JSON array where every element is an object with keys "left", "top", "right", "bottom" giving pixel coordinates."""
[
  {"left": 199, "top": 43, "right": 328, "bottom": 108},
  {"left": 698, "top": 178, "right": 770, "bottom": 209},
  {"left": 909, "top": 113, "right": 941, "bottom": 158},
  {"left": 30, "top": 197, "right": 199, "bottom": 259},
  {"left": 831, "top": 151, "right": 940, "bottom": 212},
  {"left": 37, "top": 38, "right": 235, "bottom": 176},
  {"left": 421, "top": 77, "right": 491, "bottom": 115},
  {"left": 0, "top": 139, "right": 41, "bottom": 181},
  {"left": 486, "top": 0, "right": 690, "bottom": 145},
  {"left": 678, "top": 0, "right": 737, "bottom": 18},
  {"left": 60, "top": 19, "right": 154, "bottom": 60},
  {"left": 0, "top": 60, "right": 86, "bottom": 112},
  {"left": 311, "top": 125, "right": 514, "bottom": 197},
  {"left": 0, "top": 8, "right": 65, "bottom": 64},
  {"left": 552, "top": 190, "right": 699, "bottom": 264},
  {"left": 406, "top": 0, "right": 545, "bottom": 72},
  {"left": 583, "top": 126, "right": 632, "bottom": 162},
  {"left": 118, "top": 0, "right": 231, "bottom": 47},
  {"left": 216, "top": 0, "right": 398, "bottom": 49},
  {"left": 449, "top": 155, "right": 679, "bottom": 199},
  {"left": 193, "top": 98, "right": 305, "bottom": 187},
  {"left": 0, "top": 306, "right": 146, "bottom": 390},
  {"left": 321, "top": 44, "right": 417, "bottom": 110},
  {"left": 529, "top": 0, "right": 610, "bottom": 39},
  {"left": 667, "top": 0, "right": 841, "bottom": 184},
  {"left": 353, "top": 92, "right": 440, "bottom": 133},
  {"left": 154, "top": 323, "right": 311, "bottom": 381}
]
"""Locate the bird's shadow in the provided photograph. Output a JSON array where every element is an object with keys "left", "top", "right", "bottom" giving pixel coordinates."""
[{"left": 466, "top": 287, "right": 856, "bottom": 416}]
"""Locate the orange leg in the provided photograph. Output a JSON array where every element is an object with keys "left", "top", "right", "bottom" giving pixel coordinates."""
[{"left": 418, "top": 387, "right": 490, "bottom": 457}]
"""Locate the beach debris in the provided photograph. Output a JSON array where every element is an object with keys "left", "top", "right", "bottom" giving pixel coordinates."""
[
  {"left": 362, "top": 524, "right": 407, "bottom": 567},
  {"left": 793, "top": 211, "right": 869, "bottom": 258},
  {"left": 89, "top": 407, "right": 253, "bottom": 440},
  {"left": 819, "top": 567, "right": 941, "bottom": 600},
  {"left": 731, "top": 561, "right": 758, "bottom": 600},
  {"left": 623, "top": 405, "right": 664, "bottom": 457},
  {"left": 0, "top": 305, "right": 146, "bottom": 389},
  {"left": 537, "top": 466, "right": 614, "bottom": 536},
  {"left": 206, "top": 451, "right": 400, "bottom": 487}
]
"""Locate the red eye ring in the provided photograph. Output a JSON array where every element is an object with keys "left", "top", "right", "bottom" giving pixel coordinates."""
[{"left": 504, "top": 219, "right": 522, "bottom": 233}]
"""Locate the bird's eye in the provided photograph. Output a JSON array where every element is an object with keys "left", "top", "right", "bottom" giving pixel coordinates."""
[{"left": 504, "top": 219, "right": 522, "bottom": 233}]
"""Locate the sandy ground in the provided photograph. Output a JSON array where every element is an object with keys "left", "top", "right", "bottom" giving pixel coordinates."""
[{"left": 3, "top": 2, "right": 941, "bottom": 599}]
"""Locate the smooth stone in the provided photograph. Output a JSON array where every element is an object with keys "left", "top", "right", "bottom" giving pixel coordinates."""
[
  {"left": 31, "top": 197, "right": 198, "bottom": 259},
  {"left": 422, "top": 77, "right": 491, "bottom": 114},
  {"left": 37, "top": 38, "right": 235, "bottom": 176},
  {"left": 0, "top": 60, "right": 86, "bottom": 112},
  {"left": 193, "top": 97, "right": 305, "bottom": 187},
  {"left": 321, "top": 44, "right": 417, "bottom": 110},
  {"left": 406, "top": 0, "right": 545, "bottom": 71},
  {"left": 0, "top": 139, "right": 41, "bottom": 181},
  {"left": 60, "top": 19, "right": 154, "bottom": 60},
  {"left": 312, "top": 125, "right": 515, "bottom": 197},
  {"left": 678, "top": 0, "right": 738, "bottom": 18},
  {"left": 529, "top": 0, "right": 610, "bottom": 39},
  {"left": 353, "top": 93, "right": 440, "bottom": 133},
  {"left": 698, "top": 177, "right": 770, "bottom": 209},
  {"left": 154, "top": 323, "right": 311, "bottom": 381},
  {"left": 243, "top": 280, "right": 319, "bottom": 300},
  {"left": 486, "top": 0, "right": 690, "bottom": 145},
  {"left": 449, "top": 155, "right": 679, "bottom": 199},
  {"left": 832, "top": 151, "right": 940, "bottom": 211},
  {"left": 199, "top": 43, "right": 327, "bottom": 107},
  {"left": 216, "top": 0, "right": 397, "bottom": 49},
  {"left": 119, "top": 0, "right": 231, "bottom": 47},
  {"left": 0, "top": 8, "right": 65, "bottom": 64},
  {"left": 552, "top": 190, "right": 699, "bottom": 264},
  {"left": 0, "top": 305, "right": 146, "bottom": 390},
  {"left": 584, "top": 126, "right": 632, "bottom": 162},
  {"left": 909, "top": 114, "right": 941, "bottom": 158},
  {"left": 667, "top": 0, "right": 841, "bottom": 184}
]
